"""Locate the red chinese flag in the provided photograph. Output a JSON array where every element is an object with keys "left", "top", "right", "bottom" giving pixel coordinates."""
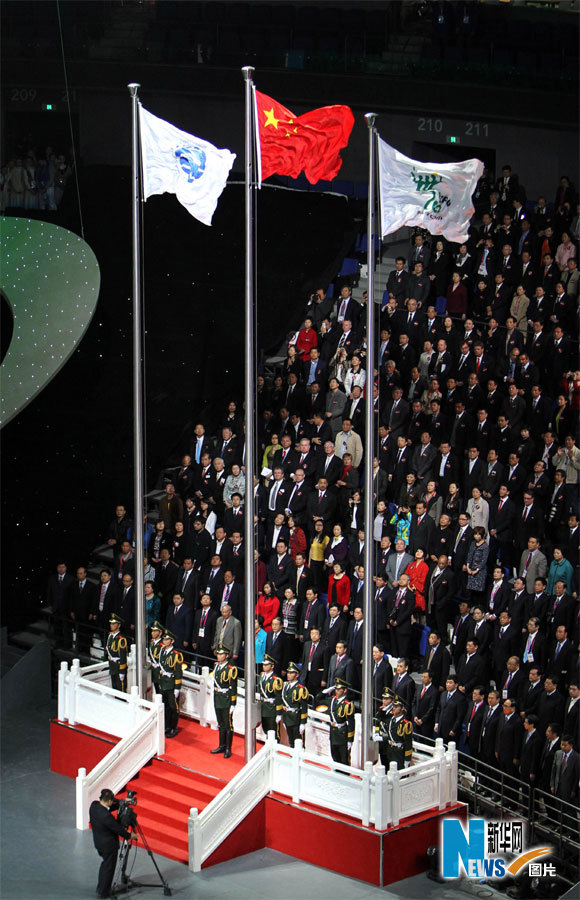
[{"left": 255, "top": 90, "right": 354, "bottom": 185}]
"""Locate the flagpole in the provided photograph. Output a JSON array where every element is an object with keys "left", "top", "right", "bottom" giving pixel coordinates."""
[
  {"left": 128, "top": 82, "right": 146, "bottom": 698},
  {"left": 362, "top": 112, "right": 378, "bottom": 764},
  {"left": 242, "top": 65, "right": 257, "bottom": 763}
]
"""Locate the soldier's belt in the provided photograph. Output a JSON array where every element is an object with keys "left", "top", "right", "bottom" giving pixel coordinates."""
[
  {"left": 261, "top": 697, "right": 275, "bottom": 704},
  {"left": 214, "top": 684, "right": 230, "bottom": 694},
  {"left": 331, "top": 722, "right": 347, "bottom": 728},
  {"left": 388, "top": 741, "right": 403, "bottom": 748},
  {"left": 283, "top": 706, "right": 296, "bottom": 712},
  {"left": 107, "top": 653, "right": 120, "bottom": 662}
]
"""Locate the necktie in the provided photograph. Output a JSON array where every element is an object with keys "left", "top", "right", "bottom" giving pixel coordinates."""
[
  {"left": 201, "top": 610, "right": 207, "bottom": 626},
  {"left": 561, "top": 754, "right": 568, "bottom": 773},
  {"left": 476, "top": 358, "right": 480, "bottom": 372},
  {"left": 498, "top": 499, "right": 504, "bottom": 511},
  {"left": 420, "top": 687, "right": 426, "bottom": 699},
  {"left": 523, "top": 507, "right": 529, "bottom": 521},
  {"left": 428, "top": 647, "right": 435, "bottom": 667},
  {"left": 309, "top": 643, "right": 315, "bottom": 661},
  {"left": 225, "top": 585, "right": 231, "bottom": 602}
]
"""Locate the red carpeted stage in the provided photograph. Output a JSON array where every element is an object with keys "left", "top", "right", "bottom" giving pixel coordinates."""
[{"left": 51, "top": 716, "right": 465, "bottom": 886}]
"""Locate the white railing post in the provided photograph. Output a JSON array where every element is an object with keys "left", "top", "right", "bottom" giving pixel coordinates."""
[
  {"left": 128, "top": 643, "right": 137, "bottom": 691},
  {"left": 373, "top": 762, "right": 389, "bottom": 831},
  {"left": 389, "top": 761, "right": 401, "bottom": 827},
  {"left": 361, "top": 761, "right": 373, "bottom": 827},
  {"left": 188, "top": 807, "right": 202, "bottom": 872},
  {"left": 69, "top": 659, "right": 81, "bottom": 726},
  {"left": 433, "top": 738, "right": 446, "bottom": 810},
  {"left": 446, "top": 741, "right": 458, "bottom": 806},
  {"left": 129, "top": 685, "right": 140, "bottom": 729},
  {"left": 76, "top": 767, "right": 87, "bottom": 830},
  {"left": 58, "top": 660, "right": 69, "bottom": 721},
  {"left": 199, "top": 666, "right": 210, "bottom": 727},
  {"left": 154, "top": 692, "right": 165, "bottom": 755},
  {"left": 291, "top": 739, "right": 303, "bottom": 803}
]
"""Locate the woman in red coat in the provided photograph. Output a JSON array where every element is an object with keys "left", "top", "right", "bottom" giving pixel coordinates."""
[
  {"left": 287, "top": 515, "right": 307, "bottom": 562},
  {"left": 405, "top": 549, "right": 429, "bottom": 619},
  {"left": 327, "top": 562, "right": 351, "bottom": 612},
  {"left": 255, "top": 581, "right": 280, "bottom": 632},
  {"left": 446, "top": 271, "right": 467, "bottom": 319},
  {"left": 295, "top": 316, "right": 318, "bottom": 362}
]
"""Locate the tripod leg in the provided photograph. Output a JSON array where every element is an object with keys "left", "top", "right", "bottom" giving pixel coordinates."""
[{"left": 132, "top": 821, "right": 172, "bottom": 895}]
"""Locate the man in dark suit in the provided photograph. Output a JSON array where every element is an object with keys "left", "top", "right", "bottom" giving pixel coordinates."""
[
  {"left": 548, "top": 587, "right": 576, "bottom": 641},
  {"left": 345, "top": 606, "right": 365, "bottom": 691},
  {"left": 550, "top": 735, "right": 579, "bottom": 804},
  {"left": 175, "top": 558, "right": 198, "bottom": 609},
  {"left": 519, "top": 714, "right": 542, "bottom": 787},
  {"left": 435, "top": 675, "right": 467, "bottom": 744},
  {"left": 463, "top": 686, "right": 487, "bottom": 758},
  {"left": 320, "top": 603, "right": 347, "bottom": 654},
  {"left": 467, "top": 607, "right": 493, "bottom": 663},
  {"left": 391, "top": 658, "right": 415, "bottom": 714},
  {"left": 491, "top": 610, "right": 518, "bottom": 688},
  {"left": 326, "top": 639, "right": 355, "bottom": 692},
  {"left": 69, "top": 565, "right": 98, "bottom": 653},
  {"left": 495, "top": 698, "right": 524, "bottom": 778},
  {"left": 191, "top": 594, "right": 218, "bottom": 665},
  {"left": 372, "top": 645, "right": 392, "bottom": 704},
  {"left": 300, "top": 626, "right": 327, "bottom": 696},
  {"left": 165, "top": 593, "right": 193, "bottom": 651},
  {"left": 484, "top": 567, "right": 511, "bottom": 621},
  {"left": 521, "top": 619, "right": 547, "bottom": 675},
  {"left": 265, "top": 617, "right": 291, "bottom": 677},
  {"left": 488, "top": 485, "right": 516, "bottom": 569},
  {"left": 89, "top": 788, "right": 131, "bottom": 900},
  {"left": 450, "top": 601, "right": 473, "bottom": 668},
  {"left": 382, "top": 388, "right": 410, "bottom": 440},
  {"left": 267, "top": 540, "right": 295, "bottom": 594},
  {"left": 217, "top": 571, "right": 244, "bottom": 623},
  {"left": 538, "top": 723, "right": 562, "bottom": 792},
  {"left": 536, "top": 677, "right": 566, "bottom": 735},
  {"left": 46, "top": 561, "right": 75, "bottom": 646},
  {"left": 387, "top": 575, "right": 416, "bottom": 660},
  {"left": 155, "top": 549, "right": 180, "bottom": 617},
  {"left": 563, "top": 683, "right": 579, "bottom": 736},
  {"left": 408, "top": 502, "right": 435, "bottom": 555},
  {"left": 499, "top": 655, "right": 526, "bottom": 703},
  {"left": 479, "top": 690, "right": 502, "bottom": 768},
  {"left": 456, "top": 639, "right": 486, "bottom": 697},
  {"left": 422, "top": 631, "right": 451, "bottom": 692},
  {"left": 450, "top": 514, "right": 473, "bottom": 577},
  {"left": 298, "top": 588, "right": 327, "bottom": 643},
  {"left": 117, "top": 573, "right": 136, "bottom": 633},
  {"left": 546, "top": 625, "right": 575, "bottom": 689},
  {"left": 412, "top": 670, "right": 438, "bottom": 738},
  {"left": 519, "top": 667, "right": 544, "bottom": 719}
]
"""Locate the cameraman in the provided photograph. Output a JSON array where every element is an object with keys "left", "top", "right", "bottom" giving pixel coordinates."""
[{"left": 89, "top": 788, "right": 131, "bottom": 899}]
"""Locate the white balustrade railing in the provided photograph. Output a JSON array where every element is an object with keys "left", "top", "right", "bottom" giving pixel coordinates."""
[
  {"left": 188, "top": 735, "right": 458, "bottom": 871},
  {"left": 56, "top": 660, "right": 165, "bottom": 829}
]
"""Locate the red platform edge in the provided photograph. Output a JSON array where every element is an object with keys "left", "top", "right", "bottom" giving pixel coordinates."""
[{"left": 51, "top": 718, "right": 467, "bottom": 886}]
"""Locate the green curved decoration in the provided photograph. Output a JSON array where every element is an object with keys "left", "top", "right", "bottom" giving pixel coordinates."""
[{"left": 0, "top": 217, "right": 101, "bottom": 427}]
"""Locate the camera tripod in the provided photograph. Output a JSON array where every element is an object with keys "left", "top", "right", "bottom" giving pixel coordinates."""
[{"left": 110, "top": 819, "right": 172, "bottom": 897}]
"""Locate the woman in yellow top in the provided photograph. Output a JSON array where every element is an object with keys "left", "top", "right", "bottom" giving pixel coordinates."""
[
  {"left": 262, "top": 433, "right": 281, "bottom": 470},
  {"left": 308, "top": 518, "right": 330, "bottom": 594}
]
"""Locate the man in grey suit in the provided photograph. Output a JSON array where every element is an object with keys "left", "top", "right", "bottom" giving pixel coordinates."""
[
  {"left": 410, "top": 432, "right": 437, "bottom": 486},
  {"left": 385, "top": 539, "right": 413, "bottom": 589},
  {"left": 550, "top": 735, "right": 579, "bottom": 805},
  {"left": 326, "top": 639, "right": 355, "bottom": 692},
  {"left": 212, "top": 605, "right": 242, "bottom": 660},
  {"left": 518, "top": 537, "right": 548, "bottom": 594}
]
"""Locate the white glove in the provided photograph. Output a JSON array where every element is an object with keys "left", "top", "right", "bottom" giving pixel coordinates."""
[
  {"left": 119, "top": 674, "right": 126, "bottom": 681},
  {"left": 276, "top": 715, "right": 282, "bottom": 723},
  {"left": 372, "top": 733, "right": 382, "bottom": 743},
  {"left": 174, "top": 689, "right": 180, "bottom": 697},
  {"left": 299, "top": 724, "right": 306, "bottom": 735},
  {"left": 348, "top": 742, "right": 352, "bottom": 751},
  {"left": 322, "top": 686, "right": 334, "bottom": 695}
]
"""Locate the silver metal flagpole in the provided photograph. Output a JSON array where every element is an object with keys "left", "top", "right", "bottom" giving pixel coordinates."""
[
  {"left": 361, "top": 112, "right": 378, "bottom": 764},
  {"left": 128, "top": 82, "right": 146, "bottom": 698},
  {"left": 242, "top": 65, "right": 257, "bottom": 762}
]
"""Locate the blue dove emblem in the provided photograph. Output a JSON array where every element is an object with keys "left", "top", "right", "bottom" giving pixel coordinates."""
[{"left": 175, "top": 146, "right": 206, "bottom": 182}]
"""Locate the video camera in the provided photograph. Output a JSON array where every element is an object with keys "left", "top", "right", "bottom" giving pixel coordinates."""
[{"left": 116, "top": 790, "right": 138, "bottom": 829}]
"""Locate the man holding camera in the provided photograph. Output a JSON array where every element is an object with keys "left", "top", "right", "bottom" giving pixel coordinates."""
[{"left": 89, "top": 788, "right": 131, "bottom": 899}]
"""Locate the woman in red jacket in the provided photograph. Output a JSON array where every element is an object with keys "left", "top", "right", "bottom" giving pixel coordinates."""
[
  {"left": 446, "top": 271, "right": 467, "bottom": 319},
  {"left": 287, "top": 515, "right": 307, "bottom": 562},
  {"left": 295, "top": 316, "right": 318, "bottom": 362},
  {"left": 255, "top": 581, "right": 280, "bottom": 632},
  {"left": 405, "top": 549, "right": 429, "bottom": 619},
  {"left": 327, "top": 562, "right": 351, "bottom": 612}
]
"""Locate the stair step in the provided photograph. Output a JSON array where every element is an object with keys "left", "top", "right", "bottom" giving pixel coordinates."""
[
  {"left": 133, "top": 817, "right": 189, "bottom": 853},
  {"left": 132, "top": 779, "right": 220, "bottom": 811},
  {"left": 133, "top": 832, "right": 188, "bottom": 865},
  {"left": 131, "top": 760, "right": 225, "bottom": 794}
]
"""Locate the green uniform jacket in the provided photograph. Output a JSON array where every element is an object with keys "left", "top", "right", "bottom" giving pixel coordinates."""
[
  {"left": 258, "top": 672, "right": 283, "bottom": 717},
  {"left": 148, "top": 638, "right": 162, "bottom": 684},
  {"left": 385, "top": 714, "right": 413, "bottom": 768},
  {"left": 158, "top": 646, "right": 183, "bottom": 691},
  {"left": 281, "top": 681, "right": 309, "bottom": 727},
  {"left": 374, "top": 704, "right": 393, "bottom": 739},
  {"left": 213, "top": 663, "right": 238, "bottom": 708},
  {"left": 329, "top": 696, "right": 355, "bottom": 746},
  {"left": 105, "top": 632, "right": 127, "bottom": 677}
]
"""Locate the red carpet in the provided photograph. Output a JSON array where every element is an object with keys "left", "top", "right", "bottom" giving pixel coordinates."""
[{"left": 52, "top": 715, "right": 467, "bottom": 882}]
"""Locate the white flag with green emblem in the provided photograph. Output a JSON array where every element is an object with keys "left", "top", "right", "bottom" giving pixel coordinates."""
[
  {"left": 377, "top": 137, "right": 483, "bottom": 243},
  {"left": 139, "top": 106, "right": 236, "bottom": 226}
]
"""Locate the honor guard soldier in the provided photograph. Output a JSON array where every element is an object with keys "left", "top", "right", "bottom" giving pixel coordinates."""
[
  {"left": 385, "top": 695, "right": 413, "bottom": 769},
  {"left": 105, "top": 613, "right": 127, "bottom": 692},
  {"left": 329, "top": 677, "right": 355, "bottom": 766},
  {"left": 148, "top": 621, "right": 163, "bottom": 693},
  {"left": 158, "top": 629, "right": 183, "bottom": 738},
  {"left": 282, "top": 662, "right": 309, "bottom": 747},
  {"left": 211, "top": 644, "right": 238, "bottom": 759},
  {"left": 258, "top": 653, "right": 283, "bottom": 740},
  {"left": 373, "top": 687, "right": 395, "bottom": 768}
]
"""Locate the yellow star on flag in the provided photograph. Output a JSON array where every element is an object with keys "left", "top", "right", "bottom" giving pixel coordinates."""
[{"left": 264, "top": 108, "right": 279, "bottom": 129}]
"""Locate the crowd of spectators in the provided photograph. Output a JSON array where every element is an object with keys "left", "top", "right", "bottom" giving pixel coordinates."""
[
  {"left": 46, "top": 164, "right": 579, "bottom": 788},
  {"left": 1, "top": 143, "right": 72, "bottom": 211}
]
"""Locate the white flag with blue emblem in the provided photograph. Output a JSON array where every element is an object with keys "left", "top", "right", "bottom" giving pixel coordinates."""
[
  {"left": 377, "top": 136, "right": 483, "bottom": 243},
  {"left": 139, "top": 106, "right": 236, "bottom": 226}
]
